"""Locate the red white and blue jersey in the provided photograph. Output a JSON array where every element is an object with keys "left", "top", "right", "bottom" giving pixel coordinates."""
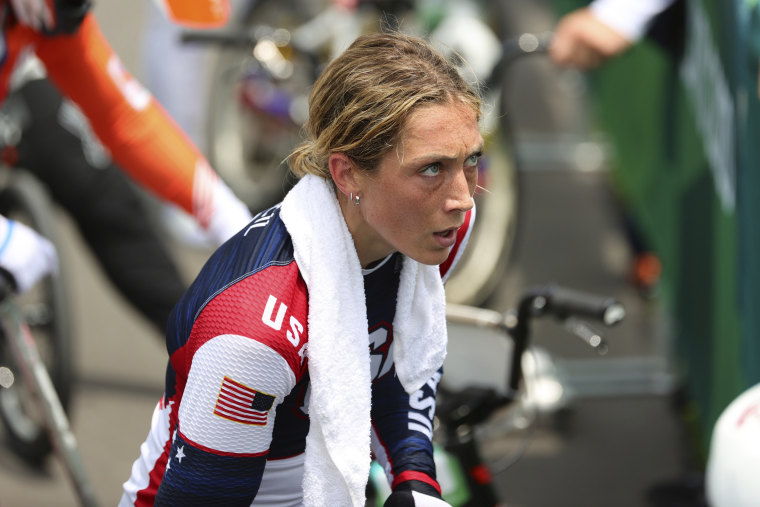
[{"left": 121, "top": 204, "right": 474, "bottom": 506}]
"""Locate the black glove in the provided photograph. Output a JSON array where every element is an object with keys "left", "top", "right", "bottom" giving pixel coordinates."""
[{"left": 384, "top": 480, "right": 450, "bottom": 507}]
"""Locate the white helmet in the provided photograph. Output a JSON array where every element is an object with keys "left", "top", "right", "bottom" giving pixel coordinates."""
[{"left": 705, "top": 383, "right": 760, "bottom": 507}]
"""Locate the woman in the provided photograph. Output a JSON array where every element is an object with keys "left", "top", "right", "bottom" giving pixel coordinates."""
[{"left": 121, "top": 31, "right": 483, "bottom": 507}]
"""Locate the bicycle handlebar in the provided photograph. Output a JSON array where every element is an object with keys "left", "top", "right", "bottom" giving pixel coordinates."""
[
  {"left": 444, "top": 283, "right": 624, "bottom": 423},
  {"left": 499, "top": 32, "right": 553, "bottom": 65},
  {"left": 181, "top": 29, "right": 255, "bottom": 47},
  {"left": 485, "top": 32, "right": 553, "bottom": 89},
  {"left": 525, "top": 284, "right": 625, "bottom": 326},
  {"left": 446, "top": 284, "right": 624, "bottom": 334}
]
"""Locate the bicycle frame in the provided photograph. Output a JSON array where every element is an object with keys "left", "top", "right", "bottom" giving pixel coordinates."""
[
  {"left": 433, "top": 285, "right": 623, "bottom": 506},
  {"left": 0, "top": 280, "right": 99, "bottom": 506}
]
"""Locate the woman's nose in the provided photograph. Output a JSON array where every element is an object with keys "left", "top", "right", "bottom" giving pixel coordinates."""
[{"left": 447, "top": 168, "right": 475, "bottom": 212}]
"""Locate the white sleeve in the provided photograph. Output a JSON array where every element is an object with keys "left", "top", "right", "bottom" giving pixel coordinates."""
[
  {"left": 178, "top": 334, "right": 296, "bottom": 454},
  {"left": 590, "top": 0, "right": 676, "bottom": 42}
]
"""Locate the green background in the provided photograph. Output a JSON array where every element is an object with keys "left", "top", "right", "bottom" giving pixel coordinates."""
[{"left": 549, "top": 0, "right": 760, "bottom": 455}]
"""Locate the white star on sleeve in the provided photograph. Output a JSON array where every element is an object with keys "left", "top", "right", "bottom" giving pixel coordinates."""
[{"left": 176, "top": 445, "right": 186, "bottom": 463}]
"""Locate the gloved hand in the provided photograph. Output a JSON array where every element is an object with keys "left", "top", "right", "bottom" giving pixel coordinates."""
[
  {"left": 10, "top": 0, "right": 54, "bottom": 31},
  {"left": 0, "top": 216, "right": 58, "bottom": 294},
  {"left": 384, "top": 490, "right": 451, "bottom": 507}
]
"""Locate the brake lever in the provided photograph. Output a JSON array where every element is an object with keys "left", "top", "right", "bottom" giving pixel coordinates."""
[{"left": 562, "top": 316, "right": 609, "bottom": 356}]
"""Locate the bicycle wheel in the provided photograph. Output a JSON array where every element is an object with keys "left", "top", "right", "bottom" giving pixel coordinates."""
[
  {"left": 445, "top": 122, "right": 520, "bottom": 305},
  {"left": 205, "top": 0, "right": 323, "bottom": 212},
  {"left": 0, "top": 169, "right": 73, "bottom": 464}
]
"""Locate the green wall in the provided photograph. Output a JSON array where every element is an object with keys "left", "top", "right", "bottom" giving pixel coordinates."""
[{"left": 548, "top": 0, "right": 759, "bottom": 453}]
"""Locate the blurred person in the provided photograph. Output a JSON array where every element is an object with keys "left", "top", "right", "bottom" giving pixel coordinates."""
[
  {"left": 550, "top": 0, "right": 676, "bottom": 69},
  {"left": 1, "top": 68, "right": 187, "bottom": 333},
  {"left": 121, "top": 31, "right": 480, "bottom": 506},
  {"left": 0, "top": 0, "right": 252, "bottom": 300},
  {"left": 548, "top": 0, "right": 677, "bottom": 297}
]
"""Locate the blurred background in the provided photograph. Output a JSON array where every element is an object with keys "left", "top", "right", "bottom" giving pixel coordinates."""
[{"left": 2, "top": 0, "right": 757, "bottom": 505}]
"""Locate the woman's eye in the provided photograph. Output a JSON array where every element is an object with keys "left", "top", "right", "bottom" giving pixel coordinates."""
[
  {"left": 421, "top": 163, "right": 441, "bottom": 176},
  {"left": 465, "top": 152, "right": 482, "bottom": 167}
]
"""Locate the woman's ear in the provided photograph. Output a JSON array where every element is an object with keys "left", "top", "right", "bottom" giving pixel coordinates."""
[{"left": 328, "top": 153, "right": 358, "bottom": 199}]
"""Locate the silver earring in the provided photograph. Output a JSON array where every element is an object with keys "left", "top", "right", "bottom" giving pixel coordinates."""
[{"left": 354, "top": 194, "right": 360, "bottom": 205}]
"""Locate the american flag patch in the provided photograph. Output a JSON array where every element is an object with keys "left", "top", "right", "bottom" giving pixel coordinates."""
[{"left": 213, "top": 376, "right": 276, "bottom": 425}]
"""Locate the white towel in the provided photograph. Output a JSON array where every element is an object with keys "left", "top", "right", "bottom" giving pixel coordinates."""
[{"left": 279, "top": 174, "right": 448, "bottom": 506}]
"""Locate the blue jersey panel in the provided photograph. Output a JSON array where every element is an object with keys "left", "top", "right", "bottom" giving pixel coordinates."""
[{"left": 156, "top": 432, "right": 267, "bottom": 506}]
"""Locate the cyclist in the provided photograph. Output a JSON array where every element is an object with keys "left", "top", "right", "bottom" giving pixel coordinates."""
[
  {"left": 121, "top": 31, "right": 480, "bottom": 506},
  {"left": 0, "top": 0, "right": 252, "bottom": 296},
  {"left": 1, "top": 68, "right": 187, "bottom": 333}
]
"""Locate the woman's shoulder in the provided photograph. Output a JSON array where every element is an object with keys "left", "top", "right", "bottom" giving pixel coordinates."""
[
  {"left": 200, "top": 204, "right": 297, "bottom": 288},
  {"left": 172, "top": 204, "right": 308, "bottom": 345},
  {"left": 186, "top": 258, "right": 309, "bottom": 379}
]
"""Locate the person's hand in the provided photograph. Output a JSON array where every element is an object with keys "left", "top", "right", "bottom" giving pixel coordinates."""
[
  {"left": 549, "top": 7, "right": 632, "bottom": 70},
  {"left": 384, "top": 490, "right": 451, "bottom": 507},
  {"left": 332, "top": 0, "right": 359, "bottom": 10},
  {"left": 0, "top": 216, "right": 58, "bottom": 294},
  {"left": 10, "top": 0, "right": 54, "bottom": 31}
]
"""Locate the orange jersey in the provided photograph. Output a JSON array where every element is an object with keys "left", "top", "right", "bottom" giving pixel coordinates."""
[{"left": 1, "top": 7, "right": 224, "bottom": 227}]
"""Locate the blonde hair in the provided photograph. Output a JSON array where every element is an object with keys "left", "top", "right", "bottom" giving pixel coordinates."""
[{"left": 287, "top": 31, "right": 482, "bottom": 179}]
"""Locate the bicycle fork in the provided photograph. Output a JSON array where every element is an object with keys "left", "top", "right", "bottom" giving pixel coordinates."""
[{"left": 0, "top": 300, "right": 100, "bottom": 507}]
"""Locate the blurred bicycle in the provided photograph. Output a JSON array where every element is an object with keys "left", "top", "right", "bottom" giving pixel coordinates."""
[
  {"left": 368, "top": 283, "right": 624, "bottom": 506},
  {"left": 0, "top": 88, "right": 98, "bottom": 506}
]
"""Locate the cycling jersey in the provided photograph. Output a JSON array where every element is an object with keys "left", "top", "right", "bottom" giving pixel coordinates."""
[
  {"left": 120, "top": 204, "right": 474, "bottom": 506},
  {"left": 0, "top": 1, "right": 251, "bottom": 241}
]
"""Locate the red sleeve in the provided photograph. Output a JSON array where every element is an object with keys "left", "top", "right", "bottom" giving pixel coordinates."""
[{"left": 34, "top": 14, "right": 213, "bottom": 223}]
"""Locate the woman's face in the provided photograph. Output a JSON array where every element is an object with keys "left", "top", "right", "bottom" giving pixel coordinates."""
[{"left": 352, "top": 101, "right": 483, "bottom": 266}]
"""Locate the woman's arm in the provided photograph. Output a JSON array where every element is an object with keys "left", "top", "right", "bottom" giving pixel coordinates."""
[
  {"left": 156, "top": 334, "right": 297, "bottom": 504},
  {"left": 371, "top": 369, "right": 445, "bottom": 503},
  {"left": 550, "top": 0, "right": 676, "bottom": 69}
]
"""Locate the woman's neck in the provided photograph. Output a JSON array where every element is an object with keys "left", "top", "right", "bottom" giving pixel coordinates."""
[{"left": 338, "top": 196, "right": 394, "bottom": 268}]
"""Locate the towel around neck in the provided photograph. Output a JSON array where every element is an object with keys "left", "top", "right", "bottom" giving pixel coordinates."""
[{"left": 279, "top": 174, "right": 448, "bottom": 506}]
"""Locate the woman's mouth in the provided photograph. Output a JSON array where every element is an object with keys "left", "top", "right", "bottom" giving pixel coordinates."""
[{"left": 433, "top": 227, "right": 458, "bottom": 247}]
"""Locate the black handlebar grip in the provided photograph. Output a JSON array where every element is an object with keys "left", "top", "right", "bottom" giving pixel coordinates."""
[
  {"left": 180, "top": 30, "right": 254, "bottom": 46},
  {"left": 544, "top": 285, "right": 625, "bottom": 326}
]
